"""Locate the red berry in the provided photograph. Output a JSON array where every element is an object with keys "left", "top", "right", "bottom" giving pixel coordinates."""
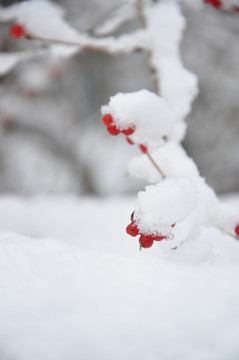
[
  {"left": 126, "top": 222, "right": 139, "bottom": 237},
  {"left": 172, "top": 223, "right": 176, "bottom": 228},
  {"left": 235, "top": 224, "right": 239, "bottom": 237},
  {"left": 139, "top": 235, "right": 154, "bottom": 249},
  {"left": 102, "top": 114, "right": 113, "bottom": 126},
  {"left": 204, "top": 0, "right": 222, "bottom": 9},
  {"left": 126, "top": 136, "right": 134, "bottom": 145},
  {"left": 107, "top": 124, "right": 120, "bottom": 136},
  {"left": 122, "top": 125, "right": 135, "bottom": 136},
  {"left": 9, "top": 24, "right": 25, "bottom": 39},
  {"left": 153, "top": 235, "right": 166, "bottom": 241},
  {"left": 139, "top": 144, "right": 148, "bottom": 153}
]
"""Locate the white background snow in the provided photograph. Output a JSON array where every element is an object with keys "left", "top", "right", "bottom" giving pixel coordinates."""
[
  {"left": 0, "top": 0, "right": 239, "bottom": 359},
  {"left": 0, "top": 195, "right": 239, "bottom": 360}
]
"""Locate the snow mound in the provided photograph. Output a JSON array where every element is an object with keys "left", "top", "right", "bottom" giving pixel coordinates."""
[{"left": 0, "top": 196, "right": 239, "bottom": 360}]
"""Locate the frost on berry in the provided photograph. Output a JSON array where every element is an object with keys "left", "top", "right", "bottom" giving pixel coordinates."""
[
  {"left": 122, "top": 125, "right": 135, "bottom": 136},
  {"left": 9, "top": 24, "right": 26, "bottom": 39}
]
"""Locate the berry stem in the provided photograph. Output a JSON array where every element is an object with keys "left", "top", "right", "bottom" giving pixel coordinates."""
[
  {"left": 172, "top": 226, "right": 239, "bottom": 251},
  {"left": 145, "top": 151, "right": 165, "bottom": 179},
  {"left": 218, "top": 227, "right": 239, "bottom": 241}
]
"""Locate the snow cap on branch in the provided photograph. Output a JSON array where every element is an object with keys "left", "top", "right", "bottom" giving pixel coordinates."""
[
  {"left": 102, "top": 89, "right": 185, "bottom": 152},
  {"left": 134, "top": 178, "right": 198, "bottom": 237},
  {"left": 0, "top": 0, "right": 80, "bottom": 41},
  {"left": 144, "top": 0, "right": 198, "bottom": 121}
]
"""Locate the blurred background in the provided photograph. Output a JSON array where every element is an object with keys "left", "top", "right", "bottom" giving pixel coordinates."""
[{"left": 0, "top": 0, "right": 238, "bottom": 196}]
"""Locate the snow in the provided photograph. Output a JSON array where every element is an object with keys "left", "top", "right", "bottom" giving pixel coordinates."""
[
  {"left": 17, "top": 62, "right": 51, "bottom": 93},
  {"left": 0, "top": 52, "right": 26, "bottom": 76},
  {"left": 134, "top": 178, "right": 198, "bottom": 237},
  {"left": 102, "top": 90, "right": 179, "bottom": 152},
  {"left": 127, "top": 141, "right": 200, "bottom": 183},
  {"left": 94, "top": 1, "right": 137, "bottom": 36},
  {"left": 0, "top": 195, "right": 239, "bottom": 360},
  {"left": 0, "top": 1, "right": 238, "bottom": 357},
  {"left": 132, "top": 171, "right": 239, "bottom": 243},
  {"left": 0, "top": 51, "right": 43, "bottom": 77},
  {"left": 0, "top": 0, "right": 146, "bottom": 55},
  {"left": 145, "top": 1, "right": 198, "bottom": 122},
  {"left": 0, "top": 0, "right": 80, "bottom": 42}
]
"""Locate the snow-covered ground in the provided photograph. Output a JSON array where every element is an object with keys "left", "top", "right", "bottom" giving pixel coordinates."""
[{"left": 0, "top": 195, "right": 239, "bottom": 360}]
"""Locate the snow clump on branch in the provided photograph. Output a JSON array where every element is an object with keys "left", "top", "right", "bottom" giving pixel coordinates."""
[{"left": 101, "top": 89, "right": 186, "bottom": 152}]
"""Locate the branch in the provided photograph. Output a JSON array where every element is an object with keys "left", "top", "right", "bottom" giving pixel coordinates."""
[
  {"left": 137, "top": 1, "right": 160, "bottom": 94},
  {"left": 24, "top": 30, "right": 148, "bottom": 55},
  {"left": 92, "top": 2, "right": 137, "bottom": 36}
]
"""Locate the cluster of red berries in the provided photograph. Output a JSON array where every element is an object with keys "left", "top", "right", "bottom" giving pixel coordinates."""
[
  {"left": 204, "top": 0, "right": 239, "bottom": 11},
  {"left": 9, "top": 24, "right": 27, "bottom": 39},
  {"left": 102, "top": 113, "right": 148, "bottom": 153},
  {"left": 126, "top": 211, "right": 175, "bottom": 249}
]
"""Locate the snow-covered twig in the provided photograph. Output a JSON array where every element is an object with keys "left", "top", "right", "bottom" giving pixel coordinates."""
[
  {"left": 24, "top": 30, "right": 147, "bottom": 54},
  {"left": 92, "top": 1, "right": 137, "bottom": 36}
]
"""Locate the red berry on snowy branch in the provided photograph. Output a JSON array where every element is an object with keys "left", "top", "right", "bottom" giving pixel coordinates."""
[
  {"left": 126, "top": 222, "right": 139, "bottom": 237},
  {"left": 102, "top": 114, "right": 113, "bottom": 126},
  {"left": 122, "top": 125, "right": 135, "bottom": 136},
  {"left": 126, "top": 136, "right": 134, "bottom": 145},
  {"left": 235, "top": 224, "right": 239, "bottom": 237},
  {"left": 107, "top": 124, "right": 120, "bottom": 136},
  {"left": 9, "top": 24, "right": 26, "bottom": 39},
  {"left": 139, "top": 235, "right": 154, "bottom": 249},
  {"left": 204, "top": 0, "right": 222, "bottom": 9},
  {"left": 139, "top": 144, "right": 148, "bottom": 153},
  {"left": 153, "top": 235, "right": 166, "bottom": 241}
]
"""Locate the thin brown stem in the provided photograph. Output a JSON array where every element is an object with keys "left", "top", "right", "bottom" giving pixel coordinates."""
[
  {"left": 146, "top": 151, "right": 165, "bottom": 179},
  {"left": 24, "top": 34, "right": 144, "bottom": 54},
  {"left": 219, "top": 228, "right": 239, "bottom": 241},
  {"left": 25, "top": 34, "right": 109, "bottom": 53}
]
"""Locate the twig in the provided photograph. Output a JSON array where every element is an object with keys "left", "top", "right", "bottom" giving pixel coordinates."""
[
  {"left": 219, "top": 228, "right": 239, "bottom": 241},
  {"left": 137, "top": 1, "right": 159, "bottom": 94},
  {"left": 24, "top": 34, "right": 144, "bottom": 54},
  {"left": 146, "top": 151, "right": 165, "bottom": 179},
  {"left": 136, "top": 1, "right": 165, "bottom": 178}
]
